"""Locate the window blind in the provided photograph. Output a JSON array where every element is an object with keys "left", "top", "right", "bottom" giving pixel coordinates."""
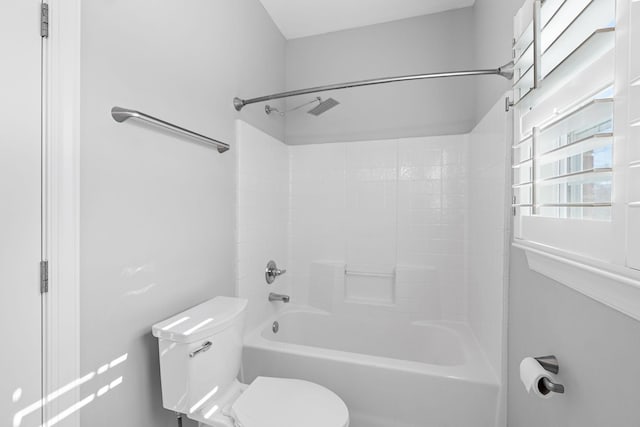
[
  {"left": 627, "top": 1, "right": 640, "bottom": 269},
  {"left": 512, "top": 0, "right": 616, "bottom": 226}
]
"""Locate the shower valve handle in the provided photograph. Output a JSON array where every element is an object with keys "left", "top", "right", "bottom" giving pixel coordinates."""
[{"left": 265, "top": 260, "right": 286, "bottom": 284}]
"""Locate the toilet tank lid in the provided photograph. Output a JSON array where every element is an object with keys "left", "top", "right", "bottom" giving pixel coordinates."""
[{"left": 152, "top": 297, "right": 248, "bottom": 344}]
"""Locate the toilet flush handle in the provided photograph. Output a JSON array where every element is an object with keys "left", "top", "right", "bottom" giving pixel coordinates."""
[{"left": 189, "top": 341, "right": 212, "bottom": 358}]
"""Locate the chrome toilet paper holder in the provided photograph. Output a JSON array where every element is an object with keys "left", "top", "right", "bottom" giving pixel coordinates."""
[{"left": 534, "top": 355, "right": 565, "bottom": 394}]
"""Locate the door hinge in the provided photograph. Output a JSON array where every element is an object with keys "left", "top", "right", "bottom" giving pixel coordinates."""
[
  {"left": 41, "top": 3, "right": 49, "bottom": 38},
  {"left": 40, "top": 260, "right": 49, "bottom": 293}
]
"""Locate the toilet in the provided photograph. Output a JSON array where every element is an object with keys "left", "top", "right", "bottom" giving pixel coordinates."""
[{"left": 151, "top": 296, "right": 349, "bottom": 427}]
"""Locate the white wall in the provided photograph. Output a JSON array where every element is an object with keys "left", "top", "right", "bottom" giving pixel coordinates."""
[
  {"left": 283, "top": 0, "right": 523, "bottom": 144},
  {"left": 508, "top": 249, "right": 640, "bottom": 427},
  {"left": 284, "top": 8, "right": 476, "bottom": 145},
  {"left": 472, "top": 0, "right": 523, "bottom": 123},
  {"left": 289, "top": 136, "right": 468, "bottom": 321},
  {"left": 79, "top": 1, "right": 285, "bottom": 426},
  {"left": 1, "top": 2, "right": 43, "bottom": 425},
  {"left": 236, "top": 120, "right": 290, "bottom": 333}
]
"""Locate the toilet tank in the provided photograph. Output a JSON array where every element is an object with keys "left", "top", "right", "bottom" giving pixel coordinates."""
[{"left": 152, "top": 297, "right": 248, "bottom": 414}]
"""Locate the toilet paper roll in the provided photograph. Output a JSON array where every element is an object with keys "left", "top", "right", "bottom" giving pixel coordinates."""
[{"left": 519, "top": 357, "right": 558, "bottom": 399}]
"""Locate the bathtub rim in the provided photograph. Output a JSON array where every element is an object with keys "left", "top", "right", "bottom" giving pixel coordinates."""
[{"left": 243, "top": 304, "right": 499, "bottom": 387}]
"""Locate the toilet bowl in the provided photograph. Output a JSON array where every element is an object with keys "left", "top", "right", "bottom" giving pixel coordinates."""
[{"left": 152, "top": 297, "right": 349, "bottom": 427}]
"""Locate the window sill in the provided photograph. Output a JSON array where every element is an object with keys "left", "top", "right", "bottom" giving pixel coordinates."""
[{"left": 513, "top": 240, "right": 640, "bottom": 321}]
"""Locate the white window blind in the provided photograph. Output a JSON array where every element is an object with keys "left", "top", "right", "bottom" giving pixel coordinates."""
[
  {"left": 627, "top": 0, "right": 640, "bottom": 269},
  {"left": 511, "top": 0, "right": 640, "bottom": 320},
  {"left": 512, "top": 0, "right": 617, "bottom": 257}
]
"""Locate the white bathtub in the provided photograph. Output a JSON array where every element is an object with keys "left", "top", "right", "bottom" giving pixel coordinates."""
[{"left": 242, "top": 306, "right": 499, "bottom": 427}]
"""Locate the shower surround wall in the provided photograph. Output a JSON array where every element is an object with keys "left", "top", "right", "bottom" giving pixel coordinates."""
[
  {"left": 467, "top": 95, "right": 512, "bottom": 427},
  {"left": 288, "top": 136, "right": 469, "bottom": 320},
  {"left": 236, "top": 122, "right": 509, "bottom": 425},
  {"left": 236, "top": 120, "right": 291, "bottom": 333},
  {"left": 234, "top": 129, "right": 471, "bottom": 324}
]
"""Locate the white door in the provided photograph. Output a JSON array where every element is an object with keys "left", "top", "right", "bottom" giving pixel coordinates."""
[{"left": 0, "top": 1, "right": 44, "bottom": 426}]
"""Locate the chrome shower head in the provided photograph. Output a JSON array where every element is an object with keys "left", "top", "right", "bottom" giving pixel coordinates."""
[{"left": 307, "top": 97, "right": 340, "bottom": 116}]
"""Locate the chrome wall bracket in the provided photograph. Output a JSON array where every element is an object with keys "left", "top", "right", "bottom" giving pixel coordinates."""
[
  {"left": 505, "top": 96, "right": 515, "bottom": 112},
  {"left": 534, "top": 355, "right": 559, "bottom": 374}
]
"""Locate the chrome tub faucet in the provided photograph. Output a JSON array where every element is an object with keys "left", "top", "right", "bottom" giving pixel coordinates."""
[{"left": 268, "top": 293, "right": 290, "bottom": 303}]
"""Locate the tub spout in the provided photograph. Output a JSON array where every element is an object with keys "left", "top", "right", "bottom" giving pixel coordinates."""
[{"left": 269, "top": 292, "right": 290, "bottom": 303}]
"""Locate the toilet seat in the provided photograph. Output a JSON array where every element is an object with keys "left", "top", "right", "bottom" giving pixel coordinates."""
[{"left": 230, "top": 377, "right": 349, "bottom": 427}]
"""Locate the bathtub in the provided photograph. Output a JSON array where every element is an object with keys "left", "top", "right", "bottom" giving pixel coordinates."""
[{"left": 242, "top": 306, "right": 499, "bottom": 427}]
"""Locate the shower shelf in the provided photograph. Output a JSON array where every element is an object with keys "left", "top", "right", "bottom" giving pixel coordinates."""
[{"left": 344, "top": 269, "right": 395, "bottom": 278}]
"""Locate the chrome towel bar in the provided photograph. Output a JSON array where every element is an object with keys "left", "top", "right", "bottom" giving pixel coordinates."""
[{"left": 111, "top": 106, "right": 230, "bottom": 153}]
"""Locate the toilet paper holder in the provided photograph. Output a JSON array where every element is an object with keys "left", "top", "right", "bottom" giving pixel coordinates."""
[{"left": 534, "top": 355, "right": 565, "bottom": 394}]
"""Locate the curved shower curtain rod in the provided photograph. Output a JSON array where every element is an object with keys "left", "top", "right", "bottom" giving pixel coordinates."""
[{"left": 234, "top": 61, "right": 514, "bottom": 111}]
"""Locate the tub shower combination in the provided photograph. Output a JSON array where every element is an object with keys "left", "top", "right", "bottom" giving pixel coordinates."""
[
  {"left": 232, "top": 64, "right": 511, "bottom": 425},
  {"left": 243, "top": 293, "right": 499, "bottom": 427}
]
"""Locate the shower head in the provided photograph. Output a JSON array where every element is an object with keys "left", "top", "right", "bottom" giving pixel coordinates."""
[
  {"left": 265, "top": 97, "right": 340, "bottom": 117},
  {"left": 307, "top": 98, "right": 340, "bottom": 116}
]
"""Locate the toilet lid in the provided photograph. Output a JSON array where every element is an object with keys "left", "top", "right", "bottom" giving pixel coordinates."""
[{"left": 230, "top": 377, "right": 349, "bottom": 427}]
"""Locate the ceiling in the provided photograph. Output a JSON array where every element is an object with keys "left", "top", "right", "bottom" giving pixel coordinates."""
[{"left": 258, "top": 0, "right": 475, "bottom": 39}]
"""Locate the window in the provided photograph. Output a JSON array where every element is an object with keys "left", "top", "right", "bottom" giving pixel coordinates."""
[
  {"left": 511, "top": 0, "right": 640, "bottom": 320},
  {"left": 628, "top": 1, "right": 640, "bottom": 269},
  {"left": 512, "top": 0, "right": 617, "bottom": 255}
]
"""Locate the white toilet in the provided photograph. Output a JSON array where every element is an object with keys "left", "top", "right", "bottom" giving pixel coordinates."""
[{"left": 152, "top": 296, "right": 349, "bottom": 427}]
